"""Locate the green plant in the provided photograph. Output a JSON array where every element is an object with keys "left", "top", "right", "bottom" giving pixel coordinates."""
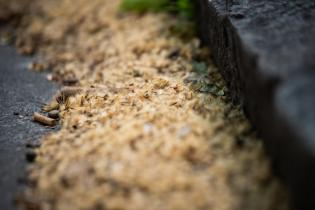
[
  {"left": 176, "top": 0, "right": 193, "bottom": 18},
  {"left": 120, "top": 0, "right": 193, "bottom": 19},
  {"left": 120, "top": 0, "right": 169, "bottom": 13}
]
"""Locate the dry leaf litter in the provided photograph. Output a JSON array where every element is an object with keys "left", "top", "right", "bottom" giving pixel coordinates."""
[{"left": 0, "top": 0, "right": 290, "bottom": 210}]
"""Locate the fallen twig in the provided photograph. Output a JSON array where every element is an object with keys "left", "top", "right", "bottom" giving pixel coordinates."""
[{"left": 32, "top": 112, "right": 56, "bottom": 126}]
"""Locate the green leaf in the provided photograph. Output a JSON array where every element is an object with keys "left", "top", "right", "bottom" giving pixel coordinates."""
[
  {"left": 184, "top": 74, "right": 204, "bottom": 84},
  {"left": 200, "top": 83, "right": 225, "bottom": 96},
  {"left": 192, "top": 62, "right": 208, "bottom": 74},
  {"left": 190, "top": 82, "right": 203, "bottom": 91}
]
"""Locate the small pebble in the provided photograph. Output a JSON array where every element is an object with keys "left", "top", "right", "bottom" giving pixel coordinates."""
[
  {"left": 46, "top": 74, "right": 53, "bottom": 81},
  {"left": 48, "top": 110, "right": 60, "bottom": 119},
  {"left": 177, "top": 126, "right": 191, "bottom": 139},
  {"left": 143, "top": 123, "right": 154, "bottom": 134}
]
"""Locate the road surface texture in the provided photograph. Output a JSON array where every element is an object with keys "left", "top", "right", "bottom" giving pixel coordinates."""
[
  {"left": 0, "top": 45, "right": 58, "bottom": 210},
  {"left": 194, "top": 1, "right": 315, "bottom": 209}
]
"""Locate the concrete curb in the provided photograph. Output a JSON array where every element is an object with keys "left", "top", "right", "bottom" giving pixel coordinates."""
[{"left": 194, "top": 1, "right": 315, "bottom": 209}]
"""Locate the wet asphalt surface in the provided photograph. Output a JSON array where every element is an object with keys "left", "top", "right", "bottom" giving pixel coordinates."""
[{"left": 0, "top": 45, "right": 58, "bottom": 210}]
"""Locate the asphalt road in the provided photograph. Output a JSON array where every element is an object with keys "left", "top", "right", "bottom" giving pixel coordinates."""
[{"left": 0, "top": 45, "right": 58, "bottom": 210}]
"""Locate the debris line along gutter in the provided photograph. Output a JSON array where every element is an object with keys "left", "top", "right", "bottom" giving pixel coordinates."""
[{"left": 2, "top": 0, "right": 292, "bottom": 210}]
